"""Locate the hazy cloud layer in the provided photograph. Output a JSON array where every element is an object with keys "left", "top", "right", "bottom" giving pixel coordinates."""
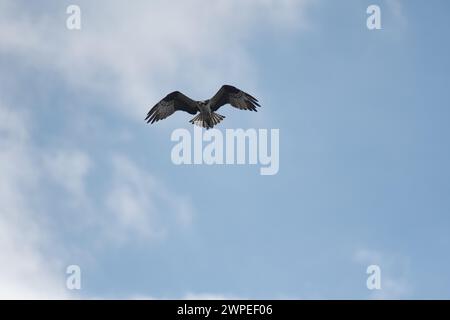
[
  {"left": 0, "top": 0, "right": 313, "bottom": 298},
  {"left": 0, "top": 0, "right": 312, "bottom": 120}
]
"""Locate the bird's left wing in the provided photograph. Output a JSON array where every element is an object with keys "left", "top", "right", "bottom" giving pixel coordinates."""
[
  {"left": 145, "top": 91, "right": 198, "bottom": 124},
  {"left": 209, "top": 85, "right": 260, "bottom": 112}
]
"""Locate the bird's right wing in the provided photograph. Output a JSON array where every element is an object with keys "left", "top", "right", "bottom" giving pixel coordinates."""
[{"left": 145, "top": 91, "right": 198, "bottom": 124}]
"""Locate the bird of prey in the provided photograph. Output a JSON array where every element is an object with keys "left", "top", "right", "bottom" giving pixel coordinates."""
[{"left": 145, "top": 85, "right": 260, "bottom": 129}]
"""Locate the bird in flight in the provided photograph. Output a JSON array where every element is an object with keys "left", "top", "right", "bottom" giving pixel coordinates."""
[{"left": 145, "top": 85, "right": 260, "bottom": 129}]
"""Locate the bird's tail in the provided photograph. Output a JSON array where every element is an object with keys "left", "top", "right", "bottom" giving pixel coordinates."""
[{"left": 189, "top": 112, "right": 225, "bottom": 129}]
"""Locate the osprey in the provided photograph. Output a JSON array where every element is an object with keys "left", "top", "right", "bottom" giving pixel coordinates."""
[{"left": 145, "top": 85, "right": 260, "bottom": 129}]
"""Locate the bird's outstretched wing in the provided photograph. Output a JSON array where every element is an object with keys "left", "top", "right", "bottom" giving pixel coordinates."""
[
  {"left": 209, "top": 85, "right": 260, "bottom": 112},
  {"left": 145, "top": 91, "right": 198, "bottom": 124}
]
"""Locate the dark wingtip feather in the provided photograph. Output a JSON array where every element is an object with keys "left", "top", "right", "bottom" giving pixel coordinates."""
[
  {"left": 244, "top": 92, "right": 259, "bottom": 103},
  {"left": 145, "top": 103, "right": 160, "bottom": 124},
  {"left": 252, "top": 100, "right": 261, "bottom": 107},
  {"left": 245, "top": 99, "right": 260, "bottom": 112}
]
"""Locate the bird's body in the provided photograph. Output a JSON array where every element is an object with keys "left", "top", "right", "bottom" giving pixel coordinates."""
[
  {"left": 197, "top": 101, "right": 213, "bottom": 128},
  {"left": 197, "top": 101, "right": 210, "bottom": 114},
  {"left": 145, "top": 85, "right": 260, "bottom": 129}
]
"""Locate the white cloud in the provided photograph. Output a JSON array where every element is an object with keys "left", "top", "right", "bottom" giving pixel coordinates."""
[
  {"left": 0, "top": 0, "right": 313, "bottom": 121},
  {"left": 0, "top": 102, "right": 194, "bottom": 298},
  {"left": 0, "top": 0, "right": 313, "bottom": 299},
  {"left": 103, "top": 155, "right": 193, "bottom": 243},
  {"left": 0, "top": 104, "right": 70, "bottom": 299},
  {"left": 182, "top": 293, "right": 240, "bottom": 300},
  {"left": 354, "top": 248, "right": 412, "bottom": 299},
  {"left": 130, "top": 292, "right": 240, "bottom": 300},
  {"left": 44, "top": 149, "right": 91, "bottom": 200}
]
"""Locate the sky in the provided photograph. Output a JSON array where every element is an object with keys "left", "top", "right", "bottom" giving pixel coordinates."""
[{"left": 0, "top": 0, "right": 450, "bottom": 299}]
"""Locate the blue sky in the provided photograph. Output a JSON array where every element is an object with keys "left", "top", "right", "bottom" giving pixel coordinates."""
[{"left": 0, "top": 0, "right": 449, "bottom": 299}]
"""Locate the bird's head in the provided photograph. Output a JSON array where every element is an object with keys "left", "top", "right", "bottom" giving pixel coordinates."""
[{"left": 201, "top": 99, "right": 210, "bottom": 105}]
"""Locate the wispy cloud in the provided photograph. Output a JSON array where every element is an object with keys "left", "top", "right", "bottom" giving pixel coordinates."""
[
  {"left": 0, "top": 102, "right": 194, "bottom": 298},
  {"left": 0, "top": 0, "right": 314, "bottom": 299},
  {"left": 182, "top": 293, "right": 241, "bottom": 300},
  {"left": 44, "top": 149, "right": 91, "bottom": 201},
  {"left": 385, "top": 0, "right": 407, "bottom": 29},
  {"left": 103, "top": 154, "right": 194, "bottom": 243},
  {"left": 0, "top": 104, "right": 70, "bottom": 299},
  {"left": 0, "top": 0, "right": 313, "bottom": 121},
  {"left": 130, "top": 292, "right": 241, "bottom": 300}
]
